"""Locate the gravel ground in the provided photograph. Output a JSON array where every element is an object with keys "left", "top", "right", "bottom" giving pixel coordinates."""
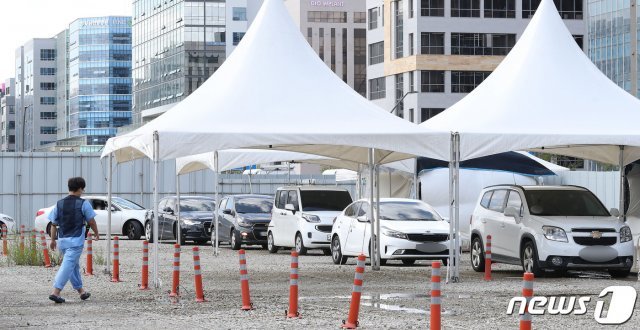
[{"left": 1, "top": 238, "right": 640, "bottom": 329}]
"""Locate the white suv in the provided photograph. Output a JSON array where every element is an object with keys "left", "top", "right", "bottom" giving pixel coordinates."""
[
  {"left": 267, "top": 186, "right": 353, "bottom": 255},
  {"left": 470, "top": 185, "right": 634, "bottom": 277}
]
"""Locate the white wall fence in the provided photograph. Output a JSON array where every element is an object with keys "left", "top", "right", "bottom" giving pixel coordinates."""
[
  {"left": 548, "top": 170, "right": 621, "bottom": 210},
  {"left": 0, "top": 153, "right": 355, "bottom": 228}
]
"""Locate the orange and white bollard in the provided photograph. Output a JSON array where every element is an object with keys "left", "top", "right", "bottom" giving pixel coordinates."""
[
  {"left": 341, "top": 254, "right": 366, "bottom": 329},
  {"left": 430, "top": 261, "right": 442, "bottom": 330},
  {"left": 170, "top": 244, "right": 181, "bottom": 297},
  {"left": 111, "top": 237, "right": 120, "bottom": 282},
  {"left": 31, "top": 229, "right": 37, "bottom": 248},
  {"left": 238, "top": 249, "right": 253, "bottom": 310},
  {"left": 484, "top": 235, "right": 492, "bottom": 281},
  {"left": 192, "top": 247, "right": 206, "bottom": 302},
  {"left": 286, "top": 251, "right": 300, "bottom": 318},
  {"left": 140, "top": 240, "right": 149, "bottom": 290},
  {"left": 19, "top": 225, "right": 25, "bottom": 252},
  {"left": 520, "top": 272, "right": 534, "bottom": 330},
  {"left": 2, "top": 225, "right": 8, "bottom": 256},
  {"left": 85, "top": 238, "right": 94, "bottom": 275},
  {"left": 40, "top": 231, "right": 51, "bottom": 268}
]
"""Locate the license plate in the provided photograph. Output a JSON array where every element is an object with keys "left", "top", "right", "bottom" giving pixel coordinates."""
[{"left": 326, "top": 234, "right": 331, "bottom": 241}]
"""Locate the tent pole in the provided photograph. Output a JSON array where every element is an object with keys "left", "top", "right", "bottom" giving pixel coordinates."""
[
  {"left": 152, "top": 131, "right": 160, "bottom": 288},
  {"left": 368, "top": 148, "right": 378, "bottom": 270},
  {"left": 356, "top": 165, "right": 361, "bottom": 199},
  {"left": 619, "top": 145, "right": 626, "bottom": 220},
  {"left": 447, "top": 133, "right": 454, "bottom": 283},
  {"left": 176, "top": 171, "right": 181, "bottom": 243},
  {"left": 454, "top": 133, "right": 461, "bottom": 281},
  {"left": 106, "top": 153, "right": 113, "bottom": 275},
  {"left": 248, "top": 168, "right": 253, "bottom": 194},
  {"left": 214, "top": 151, "right": 220, "bottom": 256},
  {"left": 375, "top": 163, "right": 382, "bottom": 269}
]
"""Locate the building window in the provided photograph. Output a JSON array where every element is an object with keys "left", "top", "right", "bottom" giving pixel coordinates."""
[
  {"left": 233, "top": 32, "right": 245, "bottom": 46},
  {"left": 421, "top": 108, "right": 444, "bottom": 122},
  {"left": 421, "top": 0, "right": 444, "bottom": 16},
  {"left": 354, "top": 12, "right": 366, "bottom": 23},
  {"left": 319, "top": 28, "right": 325, "bottom": 61},
  {"left": 8, "top": 121, "right": 15, "bottom": 129},
  {"left": 421, "top": 71, "right": 445, "bottom": 92},
  {"left": 451, "top": 33, "right": 516, "bottom": 55},
  {"left": 331, "top": 28, "right": 336, "bottom": 71},
  {"left": 573, "top": 35, "right": 583, "bottom": 49},
  {"left": 394, "top": 0, "right": 404, "bottom": 59},
  {"left": 522, "top": 0, "right": 583, "bottom": 19},
  {"left": 307, "top": 28, "right": 313, "bottom": 46},
  {"left": 40, "top": 68, "right": 56, "bottom": 76},
  {"left": 40, "top": 97, "right": 55, "bottom": 105},
  {"left": 409, "top": 0, "right": 414, "bottom": 18},
  {"left": 395, "top": 74, "right": 404, "bottom": 116},
  {"left": 452, "top": 0, "right": 480, "bottom": 17},
  {"left": 409, "top": 108, "right": 415, "bottom": 122},
  {"left": 409, "top": 71, "right": 415, "bottom": 92},
  {"left": 40, "top": 82, "right": 56, "bottom": 90},
  {"left": 354, "top": 29, "right": 367, "bottom": 96},
  {"left": 232, "top": 7, "right": 247, "bottom": 21},
  {"left": 40, "top": 112, "right": 57, "bottom": 119},
  {"left": 421, "top": 32, "right": 445, "bottom": 54},
  {"left": 308, "top": 11, "right": 348, "bottom": 23},
  {"left": 409, "top": 33, "right": 414, "bottom": 55},
  {"left": 342, "top": 28, "right": 348, "bottom": 82},
  {"left": 368, "top": 7, "right": 379, "bottom": 29},
  {"left": 451, "top": 71, "right": 491, "bottom": 93},
  {"left": 369, "top": 78, "right": 386, "bottom": 100},
  {"left": 40, "top": 49, "right": 56, "bottom": 61},
  {"left": 369, "top": 42, "right": 384, "bottom": 65},
  {"left": 40, "top": 126, "right": 56, "bottom": 135},
  {"left": 484, "top": 0, "right": 515, "bottom": 18}
]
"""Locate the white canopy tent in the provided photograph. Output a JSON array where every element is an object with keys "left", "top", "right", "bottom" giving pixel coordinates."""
[
  {"left": 422, "top": 0, "right": 640, "bottom": 279},
  {"left": 102, "top": 0, "right": 451, "bottom": 284}
]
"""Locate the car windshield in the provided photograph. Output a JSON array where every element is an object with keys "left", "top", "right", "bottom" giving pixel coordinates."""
[
  {"left": 112, "top": 197, "right": 144, "bottom": 210},
  {"left": 300, "top": 190, "right": 352, "bottom": 211},
  {"left": 236, "top": 197, "right": 273, "bottom": 214},
  {"left": 378, "top": 201, "right": 442, "bottom": 221},
  {"left": 180, "top": 199, "right": 214, "bottom": 212},
  {"left": 523, "top": 189, "right": 610, "bottom": 217}
]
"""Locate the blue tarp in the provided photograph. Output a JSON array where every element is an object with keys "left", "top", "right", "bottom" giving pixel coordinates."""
[{"left": 417, "top": 152, "right": 556, "bottom": 176}]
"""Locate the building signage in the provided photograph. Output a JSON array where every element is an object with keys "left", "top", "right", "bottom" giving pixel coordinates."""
[
  {"left": 310, "top": 1, "right": 345, "bottom": 7},
  {"left": 82, "top": 18, "right": 131, "bottom": 27}
]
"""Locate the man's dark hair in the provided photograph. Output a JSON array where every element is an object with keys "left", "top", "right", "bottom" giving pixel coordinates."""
[{"left": 68, "top": 177, "right": 86, "bottom": 192}]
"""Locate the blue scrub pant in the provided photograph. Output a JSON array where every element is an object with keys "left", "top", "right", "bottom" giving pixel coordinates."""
[{"left": 53, "top": 245, "right": 84, "bottom": 291}]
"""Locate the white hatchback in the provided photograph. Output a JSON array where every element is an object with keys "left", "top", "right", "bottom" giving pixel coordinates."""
[
  {"left": 0, "top": 213, "right": 16, "bottom": 233},
  {"left": 34, "top": 196, "right": 148, "bottom": 240},
  {"left": 330, "top": 198, "right": 450, "bottom": 266},
  {"left": 470, "top": 185, "right": 635, "bottom": 277}
]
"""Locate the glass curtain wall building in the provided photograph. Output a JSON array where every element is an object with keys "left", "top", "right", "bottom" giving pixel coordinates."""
[
  {"left": 67, "top": 17, "right": 132, "bottom": 146},
  {"left": 132, "top": 0, "right": 227, "bottom": 125}
]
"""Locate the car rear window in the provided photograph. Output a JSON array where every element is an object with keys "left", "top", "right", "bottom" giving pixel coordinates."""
[
  {"left": 523, "top": 189, "right": 610, "bottom": 217},
  {"left": 236, "top": 197, "right": 273, "bottom": 214},
  {"left": 300, "top": 190, "right": 353, "bottom": 212}
]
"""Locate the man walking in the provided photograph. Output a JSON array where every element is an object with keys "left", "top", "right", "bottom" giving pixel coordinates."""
[{"left": 48, "top": 177, "right": 99, "bottom": 303}]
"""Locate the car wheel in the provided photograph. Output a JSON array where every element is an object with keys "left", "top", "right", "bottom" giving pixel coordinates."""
[
  {"left": 295, "top": 233, "right": 307, "bottom": 255},
  {"left": 331, "top": 236, "right": 348, "bottom": 264},
  {"left": 144, "top": 221, "right": 154, "bottom": 243},
  {"left": 471, "top": 236, "right": 485, "bottom": 272},
  {"left": 230, "top": 229, "right": 241, "bottom": 250},
  {"left": 608, "top": 268, "right": 631, "bottom": 278},
  {"left": 402, "top": 259, "right": 416, "bottom": 266},
  {"left": 521, "top": 241, "right": 543, "bottom": 277},
  {"left": 126, "top": 221, "right": 143, "bottom": 240},
  {"left": 174, "top": 226, "right": 186, "bottom": 245},
  {"left": 267, "top": 232, "right": 279, "bottom": 254}
]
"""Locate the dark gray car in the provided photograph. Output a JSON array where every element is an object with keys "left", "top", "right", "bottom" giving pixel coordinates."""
[
  {"left": 144, "top": 196, "right": 214, "bottom": 245},
  {"left": 214, "top": 194, "right": 273, "bottom": 250}
]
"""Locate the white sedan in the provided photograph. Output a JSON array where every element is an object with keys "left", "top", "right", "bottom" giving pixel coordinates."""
[
  {"left": 0, "top": 212, "right": 16, "bottom": 233},
  {"left": 330, "top": 198, "right": 451, "bottom": 266},
  {"left": 34, "top": 196, "right": 148, "bottom": 240}
]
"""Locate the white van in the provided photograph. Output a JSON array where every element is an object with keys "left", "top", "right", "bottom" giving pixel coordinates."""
[{"left": 267, "top": 186, "right": 353, "bottom": 255}]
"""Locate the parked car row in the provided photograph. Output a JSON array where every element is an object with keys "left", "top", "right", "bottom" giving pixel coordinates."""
[{"left": 29, "top": 184, "right": 635, "bottom": 277}]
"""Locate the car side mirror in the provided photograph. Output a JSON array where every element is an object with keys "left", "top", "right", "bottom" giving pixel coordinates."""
[
  {"left": 504, "top": 206, "right": 521, "bottom": 223},
  {"left": 163, "top": 207, "right": 174, "bottom": 215},
  {"left": 285, "top": 203, "right": 296, "bottom": 214},
  {"left": 357, "top": 215, "right": 369, "bottom": 223},
  {"left": 610, "top": 208, "right": 620, "bottom": 218},
  {"left": 110, "top": 206, "right": 118, "bottom": 212},
  {"left": 223, "top": 209, "right": 234, "bottom": 215}
]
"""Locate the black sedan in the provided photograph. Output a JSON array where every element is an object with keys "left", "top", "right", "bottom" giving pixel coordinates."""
[
  {"left": 145, "top": 196, "right": 214, "bottom": 245},
  {"left": 215, "top": 194, "right": 273, "bottom": 250}
]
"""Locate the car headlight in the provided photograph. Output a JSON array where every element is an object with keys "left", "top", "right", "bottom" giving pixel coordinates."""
[
  {"left": 542, "top": 226, "right": 568, "bottom": 242},
  {"left": 182, "top": 219, "right": 200, "bottom": 226},
  {"left": 382, "top": 226, "right": 407, "bottom": 240},
  {"left": 236, "top": 217, "right": 252, "bottom": 228},
  {"left": 620, "top": 226, "right": 632, "bottom": 243},
  {"left": 302, "top": 213, "right": 321, "bottom": 223}
]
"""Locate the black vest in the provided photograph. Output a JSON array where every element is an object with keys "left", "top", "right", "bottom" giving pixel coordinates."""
[{"left": 56, "top": 195, "right": 85, "bottom": 238}]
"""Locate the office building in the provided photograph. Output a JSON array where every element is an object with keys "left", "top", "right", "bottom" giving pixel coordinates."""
[
  {"left": 284, "top": 0, "right": 368, "bottom": 96},
  {"left": 366, "top": 0, "right": 585, "bottom": 123},
  {"left": 15, "top": 38, "right": 59, "bottom": 151},
  {"left": 1, "top": 78, "right": 16, "bottom": 151}
]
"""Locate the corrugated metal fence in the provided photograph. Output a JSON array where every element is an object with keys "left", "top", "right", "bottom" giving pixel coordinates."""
[{"left": 0, "top": 153, "right": 355, "bottom": 228}]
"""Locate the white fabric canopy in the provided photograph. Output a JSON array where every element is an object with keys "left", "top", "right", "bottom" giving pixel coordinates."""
[
  {"left": 102, "top": 0, "right": 449, "bottom": 164},
  {"left": 422, "top": 0, "right": 640, "bottom": 165}
]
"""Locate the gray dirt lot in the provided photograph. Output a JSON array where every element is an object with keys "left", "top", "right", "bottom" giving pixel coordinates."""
[{"left": 1, "top": 238, "right": 640, "bottom": 329}]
